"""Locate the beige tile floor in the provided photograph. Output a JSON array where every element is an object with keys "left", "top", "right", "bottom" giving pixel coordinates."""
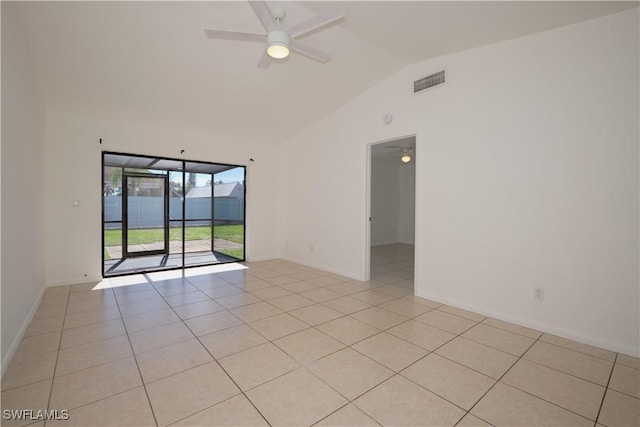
[{"left": 2, "top": 243, "right": 639, "bottom": 426}]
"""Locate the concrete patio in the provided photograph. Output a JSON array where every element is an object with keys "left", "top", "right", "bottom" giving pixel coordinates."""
[{"left": 106, "top": 238, "right": 242, "bottom": 259}]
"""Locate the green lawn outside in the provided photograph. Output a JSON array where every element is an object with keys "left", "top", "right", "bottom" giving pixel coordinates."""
[
  {"left": 213, "top": 225, "right": 244, "bottom": 243},
  {"left": 219, "top": 249, "right": 244, "bottom": 259},
  {"left": 104, "top": 225, "right": 244, "bottom": 246}
]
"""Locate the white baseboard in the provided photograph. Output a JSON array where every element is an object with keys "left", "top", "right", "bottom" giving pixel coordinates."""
[
  {"left": 1, "top": 287, "right": 46, "bottom": 377},
  {"left": 279, "top": 256, "right": 362, "bottom": 281},
  {"left": 416, "top": 290, "right": 640, "bottom": 358},
  {"left": 245, "top": 255, "right": 278, "bottom": 263},
  {"left": 46, "top": 276, "right": 103, "bottom": 287}
]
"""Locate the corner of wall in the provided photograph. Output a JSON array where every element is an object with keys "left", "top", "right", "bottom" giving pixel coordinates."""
[
  {"left": 1, "top": 1, "right": 48, "bottom": 370},
  {"left": 1, "top": 288, "right": 45, "bottom": 377}
]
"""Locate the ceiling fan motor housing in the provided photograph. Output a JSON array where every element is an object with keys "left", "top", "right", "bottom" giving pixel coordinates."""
[{"left": 267, "top": 30, "right": 291, "bottom": 58}]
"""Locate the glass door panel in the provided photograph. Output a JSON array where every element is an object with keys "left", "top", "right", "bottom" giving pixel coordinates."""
[
  {"left": 213, "top": 167, "right": 245, "bottom": 260},
  {"left": 169, "top": 171, "right": 184, "bottom": 255},
  {"left": 103, "top": 166, "right": 123, "bottom": 264},
  {"left": 124, "top": 174, "right": 169, "bottom": 257},
  {"left": 183, "top": 172, "right": 213, "bottom": 266}
]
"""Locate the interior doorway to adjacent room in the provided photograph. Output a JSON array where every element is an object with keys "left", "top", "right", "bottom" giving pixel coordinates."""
[{"left": 367, "top": 136, "right": 416, "bottom": 290}]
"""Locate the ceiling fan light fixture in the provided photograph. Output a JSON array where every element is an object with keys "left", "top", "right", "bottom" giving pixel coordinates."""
[
  {"left": 204, "top": 2, "right": 345, "bottom": 68},
  {"left": 267, "top": 30, "right": 290, "bottom": 59}
]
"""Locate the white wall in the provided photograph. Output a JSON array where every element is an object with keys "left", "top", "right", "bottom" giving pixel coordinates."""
[
  {"left": 43, "top": 110, "right": 280, "bottom": 286},
  {"left": 398, "top": 162, "right": 416, "bottom": 244},
  {"left": 370, "top": 158, "right": 399, "bottom": 246},
  {"left": 1, "top": 3, "right": 47, "bottom": 371},
  {"left": 278, "top": 9, "right": 639, "bottom": 355}
]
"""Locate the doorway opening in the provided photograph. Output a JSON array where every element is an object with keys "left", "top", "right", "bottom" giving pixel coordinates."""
[
  {"left": 102, "top": 152, "right": 246, "bottom": 277},
  {"left": 367, "top": 136, "right": 416, "bottom": 291}
]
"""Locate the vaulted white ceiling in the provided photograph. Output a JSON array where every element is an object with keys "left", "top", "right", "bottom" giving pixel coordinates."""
[{"left": 15, "top": 1, "right": 636, "bottom": 144}]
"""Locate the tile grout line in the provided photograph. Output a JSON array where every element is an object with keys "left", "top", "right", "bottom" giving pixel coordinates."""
[
  {"left": 236, "top": 258, "right": 423, "bottom": 423},
  {"left": 593, "top": 352, "right": 618, "bottom": 426},
  {"left": 517, "top": 351, "right": 615, "bottom": 390},
  {"left": 174, "top": 269, "right": 412, "bottom": 425},
  {"left": 389, "top": 315, "right": 496, "bottom": 423},
  {"left": 460, "top": 331, "right": 610, "bottom": 425},
  {"left": 197, "top": 281, "right": 358, "bottom": 414},
  {"left": 39, "top": 287, "right": 142, "bottom": 423},
  {"left": 43, "top": 285, "right": 72, "bottom": 427},
  {"left": 242, "top": 281, "right": 428, "bottom": 425},
  {"left": 113, "top": 273, "right": 161, "bottom": 427},
  {"left": 147, "top": 273, "right": 274, "bottom": 427},
  {"left": 202, "top": 268, "right": 421, "bottom": 425},
  {"left": 392, "top": 311, "right": 522, "bottom": 424},
  {"left": 457, "top": 333, "right": 545, "bottom": 427},
  {"left": 534, "top": 338, "right": 619, "bottom": 364}
]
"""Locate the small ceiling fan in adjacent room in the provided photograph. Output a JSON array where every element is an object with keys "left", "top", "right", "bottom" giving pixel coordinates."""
[
  {"left": 204, "top": 0, "right": 345, "bottom": 68},
  {"left": 375, "top": 145, "right": 415, "bottom": 163},
  {"left": 400, "top": 148, "right": 413, "bottom": 163}
]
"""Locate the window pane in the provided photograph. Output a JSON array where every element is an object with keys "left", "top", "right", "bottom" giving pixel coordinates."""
[
  {"left": 169, "top": 171, "right": 184, "bottom": 220},
  {"left": 213, "top": 167, "right": 245, "bottom": 260},
  {"left": 169, "top": 220, "right": 184, "bottom": 256},
  {"left": 126, "top": 176, "right": 166, "bottom": 253},
  {"left": 104, "top": 166, "right": 122, "bottom": 222},
  {"left": 185, "top": 172, "right": 212, "bottom": 220},
  {"left": 104, "top": 224, "right": 122, "bottom": 262}
]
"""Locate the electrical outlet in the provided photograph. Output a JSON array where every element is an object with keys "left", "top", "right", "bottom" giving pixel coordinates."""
[{"left": 534, "top": 287, "right": 544, "bottom": 301}]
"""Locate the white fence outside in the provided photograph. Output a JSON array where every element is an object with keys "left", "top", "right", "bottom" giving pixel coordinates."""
[{"left": 104, "top": 196, "right": 244, "bottom": 228}]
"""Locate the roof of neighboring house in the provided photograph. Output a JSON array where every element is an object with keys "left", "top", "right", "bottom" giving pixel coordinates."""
[
  {"left": 186, "top": 186, "right": 211, "bottom": 199},
  {"left": 186, "top": 182, "right": 244, "bottom": 199}
]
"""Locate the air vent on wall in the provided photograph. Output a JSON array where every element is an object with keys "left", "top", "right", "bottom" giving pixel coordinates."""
[{"left": 414, "top": 70, "right": 445, "bottom": 93}]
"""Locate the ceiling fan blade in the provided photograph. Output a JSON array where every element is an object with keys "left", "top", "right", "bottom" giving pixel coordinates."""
[
  {"left": 249, "top": 1, "right": 276, "bottom": 31},
  {"left": 257, "top": 51, "right": 271, "bottom": 69},
  {"left": 287, "top": 11, "right": 345, "bottom": 39},
  {"left": 204, "top": 29, "right": 265, "bottom": 42},
  {"left": 289, "top": 39, "right": 331, "bottom": 63}
]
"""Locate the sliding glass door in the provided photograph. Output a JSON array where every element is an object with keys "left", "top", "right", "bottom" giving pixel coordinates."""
[
  {"left": 102, "top": 152, "right": 246, "bottom": 277},
  {"left": 123, "top": 173, "right": 169, "bottom": 258}
]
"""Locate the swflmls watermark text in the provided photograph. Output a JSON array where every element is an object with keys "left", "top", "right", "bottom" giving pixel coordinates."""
[{"left": 3, "top": 409, "right": 70, "bottom": 421}]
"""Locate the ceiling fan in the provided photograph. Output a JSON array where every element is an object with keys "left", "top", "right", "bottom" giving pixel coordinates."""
[
  {"left": 204, "top": 1, "right": 345, "bottom": 68},
  {"left": 375, "top": 145, "right": 414, "bottom": 163}
]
